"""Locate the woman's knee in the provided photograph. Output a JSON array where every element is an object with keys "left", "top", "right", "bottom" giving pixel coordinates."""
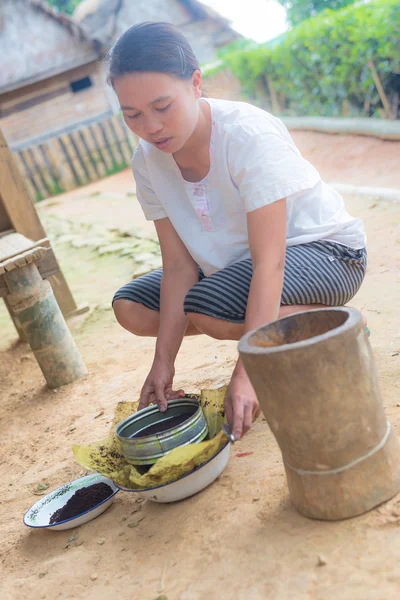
[
  {"left": 113, "top": 299, "right": 155, "bottom": 336},
  {"left": 113, "top": 298, "right": 133, "bottom": 327}
]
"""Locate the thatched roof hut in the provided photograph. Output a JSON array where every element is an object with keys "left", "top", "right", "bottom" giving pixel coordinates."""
[
  {"left": 0, "top": 0, "right": 100, "bottom": 95},
  {"left": 73, "top": 0, "right": 240, "bottom": 64},
  {"left": 0, "top": 0, "right": 239, "bottom": 148}
]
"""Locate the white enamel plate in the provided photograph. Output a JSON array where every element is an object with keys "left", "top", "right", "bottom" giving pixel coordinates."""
[
  {"left": 118, "top": 441, "right": 231, "bottom": 502},
  {"left": 23, "top": 473, "right": 119, "bottom": 531}
]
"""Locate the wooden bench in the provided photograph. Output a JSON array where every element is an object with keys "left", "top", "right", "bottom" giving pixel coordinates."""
[
  {"left": 0, "top": 127, "right": 88, "bottom": 387},
  {"left": 0, "top": 232, "right": 57, "bottom": 338},
  {"left": 0, "top": 231, "right": 87, "bottom": 387},
  {"left": 0, "top": 232, "right": 56, "bottom": 295},
  {"left": 0, "top": 128, "right": 88, "bottom": 340}
]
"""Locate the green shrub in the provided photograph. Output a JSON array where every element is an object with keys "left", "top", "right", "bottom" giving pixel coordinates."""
[
  {"left": 279, "top": 0, "right": 357, "bottom": 27},
  {"left": 216, "top": 0, "right": 400, "bottom": 118}
]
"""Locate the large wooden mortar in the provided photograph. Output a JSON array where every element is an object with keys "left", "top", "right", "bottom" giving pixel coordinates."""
[{"left": 238, "top": 308, "right": 400, "bottom": 520}]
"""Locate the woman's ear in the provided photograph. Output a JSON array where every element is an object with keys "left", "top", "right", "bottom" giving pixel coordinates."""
[{"left": 192, "top": 70, "right": 202, "bottom": 99}]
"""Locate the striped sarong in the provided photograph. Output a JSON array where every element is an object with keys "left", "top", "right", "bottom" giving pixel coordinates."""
[{"left": 112, "top": 241, "right": 367, "bottom": 323}]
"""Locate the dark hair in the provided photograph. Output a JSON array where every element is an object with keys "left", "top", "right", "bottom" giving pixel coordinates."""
[{"left": 107, "top": 22, "right": 200, "bottom": 86}]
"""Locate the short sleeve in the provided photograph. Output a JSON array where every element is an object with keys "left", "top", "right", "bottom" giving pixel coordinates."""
[
  {"left": 228, "top": 128, "right": 321, "bottom": 213},
  {"left": 131, "top": 146, "right": 166, "bottom": 221}
]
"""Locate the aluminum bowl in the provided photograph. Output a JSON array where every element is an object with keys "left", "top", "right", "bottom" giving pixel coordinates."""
[{"left": 116, "top": 398, "right": 208, "bottom": 465}]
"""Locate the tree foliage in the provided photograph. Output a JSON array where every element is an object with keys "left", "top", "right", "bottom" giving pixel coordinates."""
[
  {"left": 45, "top": 0, "right": 82, "bottom": 15},
  {"left": 211, "top": 0, "right": 400, "bottom": 118},
  {"left": 280, "top": 0, "right": 357, "bottom": 26}
]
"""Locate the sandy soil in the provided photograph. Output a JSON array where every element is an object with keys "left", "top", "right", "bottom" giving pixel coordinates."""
[
  {"left": 291, "top": 130, "right": 400, "bottom": 190},
  {"left": 1, "top": 132, "right": 400, "bottom": 600}
]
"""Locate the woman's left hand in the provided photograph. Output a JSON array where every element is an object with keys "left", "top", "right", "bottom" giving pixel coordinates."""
[{"left": 224, "top": 369, "right": 261, "bottom": 440}]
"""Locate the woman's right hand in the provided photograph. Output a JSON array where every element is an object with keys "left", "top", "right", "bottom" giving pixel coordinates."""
[{"left": 138, "top": 359, "right": 185, "bottom": 412}]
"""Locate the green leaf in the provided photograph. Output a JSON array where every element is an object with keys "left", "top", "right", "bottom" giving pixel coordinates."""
[{"left": 37, "top": 482, "right": 50, "bottom": 491}]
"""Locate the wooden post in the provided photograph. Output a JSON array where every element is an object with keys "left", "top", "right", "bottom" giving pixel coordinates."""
[
  {"left": 0, "top": 128, "right": 87, "bottom": 318},
  {"left": 265, "top": 77, "right": 281, "bottom": 115},
  {"left": 78, "top": 129, "right": 101, "bottom": 178},
  {"left": 3, "top": 251, "right": 87, "bottom": 388},
  {"left": 367, "top": 59, "right": 394, "bottom": 120},
  {"left": 392, "top": 91, "right": 399, "bottom": 120}
]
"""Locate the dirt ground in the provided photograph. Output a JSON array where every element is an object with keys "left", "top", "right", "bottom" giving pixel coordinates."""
[
  {"left": 291, "top": 130, "right": 400, "bottom": 190},
  {"left": 1, "top": 131, "right": 400, "bottom": 600}
]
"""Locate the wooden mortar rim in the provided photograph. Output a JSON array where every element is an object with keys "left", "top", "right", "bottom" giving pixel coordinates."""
[{"left": 238, "top": 307, "right": 360, "bottom": 356}]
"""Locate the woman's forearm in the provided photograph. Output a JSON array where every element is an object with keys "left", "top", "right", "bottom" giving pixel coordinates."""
[
  {"left": 245, "top": 262, "right": 284, "bottom": 332},
  {"left": 155, "top": 264, "right": 199, "bottom": 365},
  {"left": 234, "top": 263, "right": 284, "bottom": 376}
]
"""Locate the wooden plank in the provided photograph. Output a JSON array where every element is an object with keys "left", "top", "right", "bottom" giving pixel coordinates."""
[
  {"left": 24, "top": 147, "right": 47, "bottom": 201},
  {"left": 47, "top": 272, "right": 79, "bottom": 316},
  {"left": 47, "top": 137, "right": 73, "bottom": 191},
  {"left": 27, "top": 147, "right": 52, "bottom": 197},
  {"left": 69, "top": 131, "right": 91, "bottom": 182},
  {"left": 84, "top": 125, "right": 106, "bottom": 177},
  {"left": 78, "top": 128, "right": 101, "bottom": 178},
  {"left": 116, "top": 116, "right": 134, "bottom": 161},
  {"left": 116, "top": 118, "right": 136, "bottom": 158},
  {"left": 13, "top": 152, "right": 36, "bottom": 202},
  {"left": 18, "top": 150, "right": 42, "bottom": 201},
  {"left": 392, "top": 91, "right": 399, "bottom": 120},
  {"left": 68, "top": 134, "right": 90, "bottom": 185},
  {"left": 0, "top": 278, "right": 8, "bottom": 297},
  {"left": 0, "top": 86, "right": 70, "bottom": 119},
  {"left": 367, "top": 59, "right": 394, "bottom": 120},
  {"left": 37, "top": 247, "right": 61, "bottom": 280},
  {"left": 60, "top": 134, "right": 85, "bottom": 186},
  {"left": 108, "top": 117, "right": 128, "bottom": 165},
  {"left": 2, "top": 62, "right": 98, "bottom": 105},
  {"left": 0, "top": 233, "right": 41, "bottom": 261},
  {"left": 0, "top": 194, "right": 12, "bottom": 233},
  {"left": 0, "top": 229, "right": 15, "bottom": 238},
  {"left": 38, "top": 143, "right": 63, "bottom": 193},
  {"left": 0, "top": 130, "right": 46, "bottom": 240},
  {"left": 88, "top": 123, "right": 109, "bottom": 172},
  {"left": 58, "top": 135, "right": 82, "bottom": 187},
  {"left": 9, "top": 110, "right": 113, "bottom": 152},
  {"left": 98, "top": 120, "right": 119, "bottom": 169},
  {"left": 73, "top": 130, "right": 96, "bottom": 181}
]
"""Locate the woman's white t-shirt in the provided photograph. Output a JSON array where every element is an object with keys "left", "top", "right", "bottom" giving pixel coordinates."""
[{"left": 132, "top": 98, "right": 366, "bottom": 276}]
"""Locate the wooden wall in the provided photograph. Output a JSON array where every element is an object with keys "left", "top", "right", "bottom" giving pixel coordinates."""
[
  {"left": 0, "top": 63, "right": 111, "bottom": 147},
  {"left": 9, "top": 113, "right": 137, "bottom": 202}
]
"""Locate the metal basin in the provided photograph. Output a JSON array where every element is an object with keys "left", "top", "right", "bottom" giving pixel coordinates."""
[{"left": 116, "top": 398, "right": 208, "bottom": 465}]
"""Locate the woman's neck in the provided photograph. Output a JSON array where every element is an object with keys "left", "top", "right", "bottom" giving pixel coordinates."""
[{"left": 173, "top": 99, "right": 211, "bottom": 182}]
